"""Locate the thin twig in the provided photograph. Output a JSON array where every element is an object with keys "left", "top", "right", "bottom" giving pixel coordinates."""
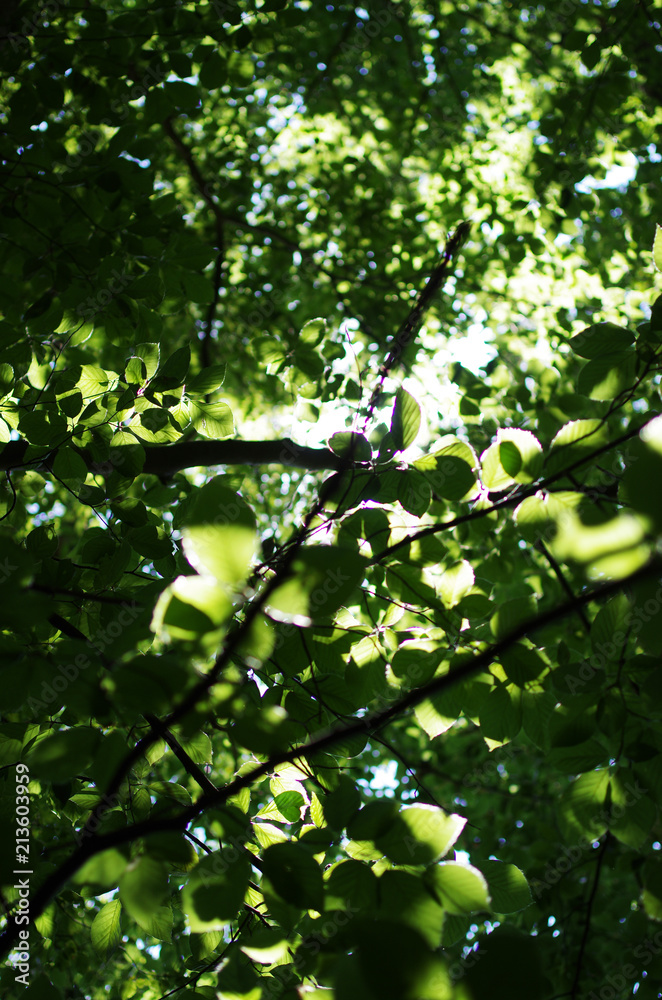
[
  {"left": 362, "top": 221, "right": 471, "bottom": 427},
  {"left": 570, "top": 834, "right": 611, "bottom": 999},
  {"left": 535, "top": 539, "right": 591, "bottom": 632}
]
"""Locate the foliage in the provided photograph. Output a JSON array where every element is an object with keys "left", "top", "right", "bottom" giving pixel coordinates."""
[{"left": 1, "top": 1, "right": 662, "bottom": 998}]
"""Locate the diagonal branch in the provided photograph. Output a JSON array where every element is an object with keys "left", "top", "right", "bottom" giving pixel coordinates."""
[
  {"left": 375, "top": 414, "right": 656, "bottom": 562},
  {"left": 143, "top": 713, "right": 216, "bottom": 796},
  {"left": 535, "top": 539, "right": 591, "bottom": 632},
  {"left": 363, "top": 221, "right": 471, "bottom": 425},
  {"left": 3, "top": 555, "right": 658, "bottom": 960}
]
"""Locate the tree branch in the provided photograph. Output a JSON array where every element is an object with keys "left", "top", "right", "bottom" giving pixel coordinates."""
[
  {"left": 0, "top": 437, "right": 347, "bottom": 475},
  {"left": 375, "top": 415, "right": 656, "bottom": 562},
  {"left": 364, "top": 221, "right": 471, "bottom": 423},
  {"left": 143, "top": 713, "right": 216, "bottom": 796},
  {"left": 3, "top": 556, "right": 658, "bottom": 960},
  {"left": 535, "top": 539, "right": 591, "bottom": 632},
  {"left": 570, "top": 833, "right": 611, "bottom": 999}
]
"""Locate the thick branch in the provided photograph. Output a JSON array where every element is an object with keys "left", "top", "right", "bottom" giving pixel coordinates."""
[
  {"left": 143, "top": 439, "right": 344, "bottom": 475},
  {"left": 0, "top": 437, "right": 346, "bottom": 475}
]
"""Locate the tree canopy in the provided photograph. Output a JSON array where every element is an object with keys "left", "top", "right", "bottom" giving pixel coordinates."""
[{"left": 2, "top": 1, "right": 662, "bottom": 997}]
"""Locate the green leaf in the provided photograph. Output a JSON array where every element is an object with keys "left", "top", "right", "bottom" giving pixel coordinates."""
[
  {"left": 18, "top": 408, "right": 67, "bottom": 445},
  {"left": 322, "top": 774, "right": 361, "bottom": 830},
  {"left": 379, "top": 869, "right": 445, "bottom": 947},
  {"left": 558, "top": 769, "right": 610, "bottom": 843},
  {"left": 590, "top": 594, "right": 630, "bottom": 660},
  {"left": 426, "top": 861, "right": 491, "bottom": 914},
  {"left": 328, "top": 431, "right": 372, "bottom": 461},
  {"left": 479, "top": 683, "right": 522, "bottom": 741},
  {"left": 438, "top": 560, "right": 474, "bottom": 608},
  {"left": 0, "top": 363, "right": 14, "bottom": 396},
  {"left": 375, "top": 806, "right": 467, "bottom": 866},
  {"left": 499, "top": 644, "right": 548, "bottom": 687},
  {"left": 463, "top": 927, "right": 546, "bottom": 1000},
  {"left": 108, "top": 431, "right": 146, "bottom": 478},
  {"left": 135, "top": 342, "right": 160, "bottom": 378},
  {"left": 52, "top": 447, "right": 89, "bottom": 489},
  {"left": 653, "top": 224, "right": 662, "bottom": 272},
  {"left": 577, "top": 352, "right": 635, "bottom": 400},
  {"left": 182, "top": 479, "right": 258, "bottom": 588},
  {"left": 119, "top": 857, "right": 170, "bottom": 931},
  {"left": 490, "top": 596, "right": 537, "bottom": 640},
  {"left": 164, "top": 80, "right": 200, "bottom": 110},
  {"left": 397, "top": 467, "right": 432, "bottom": 516},
  {"left": 151, "top": 574, "right": 233, "bottom": 639},
  {"left": 190, "top": 400, "right": 234, "bottom": 438},
  {"left": 569, "top": 322, "right": 635, "bottom": 358},
  {"left": 125, "top": 356, "right": 147, "bottom": 384},
  {"left": 226, "top": 51, "right": 255, "bottom": 86},
  {"left": 266, "top": 546, "right": 367, "bottom": 624},
  {"left": 91, "top": 899, "right": 122, "bottom": 958},
  {"left": 333, "top": 921, "right": 452, "bottom": 1000},
  {"left": 299, "top": 317, "right": 326, "bottom": 346},
  {"left": 199, "top": 51, "right": 227, "bottom": 90},
  {"left": 609, "top": 770, "right": 655, "bottom": 848},
  {"left": 154, "top": 346, "right": 190, "bottom": 389},
  {"left": 391, "top": 640, "right": 439, "bottom": 686},
  {"left": 390, "top": 387, "right": 421, "bottom": 451},
  {"left": 240, "top": 929, "right": 290, "bottom": 964},
  {"left": 544, "top": 419, "right": 608, "bottom": 477},
  {"left": 551, "top": 508, "right": 646, "bottom": 574},
  {"left": 232, "top": 703, "right": 299, "bottom": 755},
  {"left": 262, "top": 842, "right": 324, "bottom": 910},
  {"left": 513, "top": 489, "right": 582, "bottom": 543},
  {"left": 74, "top": 850, "right": 129, "bottom": 890},
  {"left": 414, "top": 436, "right": 477, "bottom": 500},
  {"left": 272, "top": 789, "right": 305, "bottom": 823},
  {"left": 642, "top": 861, "right": 662, "bottom": 920},
  {"left": 136, "top": 905, "right": 172, "bottom": 941},
  {"left": 620, "top": 419, "right": 662, "bottom": 530},
  {"left": 187, "top": 364, "right": 227, "bottom": 395},
  {"left": 325, "top": 859, "right": 379, "bottom": 910},
  {"left": 415, "top": 694, "right": 459, "bottom": 739},
  {"left": 478, "top": 860, "right": 531, "bottom": 912},
  {"left": 481, "top": 441, "right": 515, "bottom": 491},
  {"left": 182, "top": 851, "right": 250, "bottom": 932},
  {"left": 482, "top": 429, "right": 543, "bottom": 490},
  {"left": 27, "top": 727, "right": 102, "bottom": 782},
  {"left": 179, "top": 730, "right": 213, "bottom": 766}
]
